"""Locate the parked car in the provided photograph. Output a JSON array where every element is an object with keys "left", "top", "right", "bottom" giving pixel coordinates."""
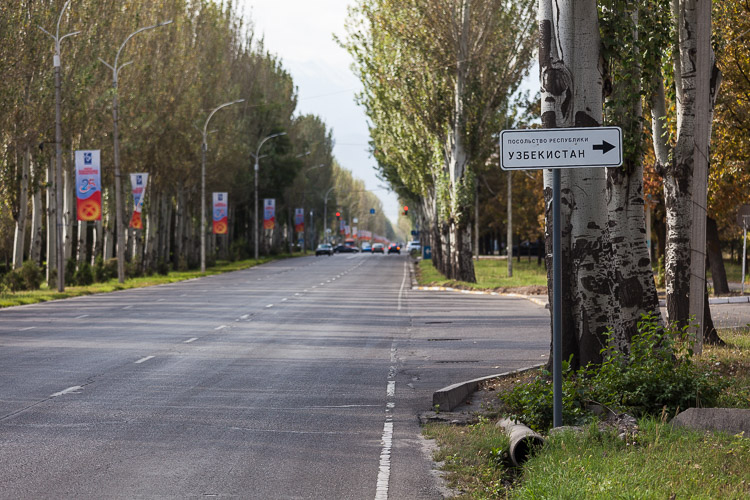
[
  {"left": 372, "top": 243, "right": 385, "bottom": 254},
  {"left": 315, "top": 243, "right": 333, "bottom": 256},
  {"left": 361, "top": 244, "right": 372, "bottom": 253},
  {"left": 406, "top": 241, "right": 421, "bottom": 254},
  {"left": 333, "top": 244, "right": 359, "bottom": 253},
  {"left": 387, "top": 243, "right": 401, "bottom": 254}
]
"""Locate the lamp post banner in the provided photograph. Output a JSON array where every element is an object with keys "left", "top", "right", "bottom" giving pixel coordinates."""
[
  {"left": 294, "top": 208, "right": 305, "bottom": 233},
  {"left": 128, "top": 173, "right": 149, "bottom": 229},
  {"left": 213, "top": 192, "right": 228, "bottom": 235},
  {"left": 74, "top": 150, "right": 102, "bottom": 221},
  {"left": 263, "top": 198, "right": 276, "bottom": 230}
]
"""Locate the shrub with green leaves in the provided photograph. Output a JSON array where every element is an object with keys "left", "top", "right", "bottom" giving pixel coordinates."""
[
  {"left": 500, "top": 314, "right": 726, "bottom": 432},
  {"left": 19, "top": 261, "right": 43, "bottom": 290},
  {"left": 74, "top": 261, "right": 94, "bottom": 286}
]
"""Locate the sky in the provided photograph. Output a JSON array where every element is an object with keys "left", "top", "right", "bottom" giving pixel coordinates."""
[{"left": 237, "top": 1, "right": 401, "bottom": 224}]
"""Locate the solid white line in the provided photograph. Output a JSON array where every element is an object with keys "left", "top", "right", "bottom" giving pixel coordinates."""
[
  {"left": 135, "top": 356, "right": 155, "bottom": 364},
  {"left": 215, "top": 325, "right": 228, "bottom": 330},
  {"left": 184, "top": 338, "right": 198, "bottom": 343},
  {"left": 75, "top": 314, "right": 89, "bottom": 319},
  {"left": 375, "top": 421, "right": 394, "bottom": 500},
  {"left": 19, "top": 326, "right": 36, "bottom": 331},
  {"left": 50, "top": 386, "right": 82, "bottom": 398},
  {"left": 397, "top": 262, "right": 408, "bottom": 311}
]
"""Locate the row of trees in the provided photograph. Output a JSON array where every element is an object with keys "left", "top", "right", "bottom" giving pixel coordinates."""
[
  {"left": 347, "top": 0, "right": 750, "bottom": 365},
  {"left": 0, "top": 0, "right": 396, "bottom": 286}
]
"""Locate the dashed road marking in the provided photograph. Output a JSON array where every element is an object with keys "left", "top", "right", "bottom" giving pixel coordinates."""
[
  {"left": 184, "top": 338, "right": 198, "bottom": 343},
  {"left": 135, "top": 356, "right": 155, "bottom": 364},
  {"left": 51, "top": 386, "right": 82, "bottom": 397},
  {"left": 215, "top": 325, "right": 228, "bottom": 330},
  {"left": 266, "top": 304, "right": 274, "bottom": 309},
  {"left": 19, "top": 326, "right": 36, "bottom": 331},
  {"left": 122, "top": 305, "right": 133, "bottom": 310},
  {"left": 75, "top": 314, "right": 89, "bottom": 319}
]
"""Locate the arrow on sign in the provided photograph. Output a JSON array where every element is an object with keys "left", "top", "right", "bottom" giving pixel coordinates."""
[{"left": 593, "top": 140, "right": 615, "bottom": 154}]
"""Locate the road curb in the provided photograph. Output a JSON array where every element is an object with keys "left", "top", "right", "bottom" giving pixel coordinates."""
[
  {"left": 432, "top": 364, "right": 546, "bottom": 412},
  {"left": 411, "top": 285, "right": 548, "bottom": 308}
]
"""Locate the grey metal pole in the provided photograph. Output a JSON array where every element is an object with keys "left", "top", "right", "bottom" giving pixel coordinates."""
[
  {"left": 40, "top": 1, "right": 79, "bottom": 291},
  {"left": 507, "top": 171, "right": 513, "bottom": 276},
  {"left": 112, "top": 75, "right": 125, "bottom": 283},
  {"left": 552, "top": 168, "right": 562, "bottom": 428},
  {"left": 54, "top": 59, "right": 65, "bottom": 292},
  {"left": 743, "top": 223, "right": 747, "bottom": 295},
  {"left": 201, "top": 142, "right": 207, "bottom": 272},
  {"left": 254, "top": 157, "right": 259, "bottom": 261}
]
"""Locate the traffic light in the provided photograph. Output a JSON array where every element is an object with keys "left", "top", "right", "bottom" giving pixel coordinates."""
[
  {"left": 403, "top": 205, "right": 409, "bottom": 216},
  {"left": 335, "top": 211, "right": 341, "bottom": 219}
]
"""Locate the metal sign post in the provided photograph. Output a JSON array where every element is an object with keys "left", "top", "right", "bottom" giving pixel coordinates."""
[
  {"left": 737, "top": 206, "right": 750, "bottom": 296},
  {"left": 500, "top": 126, "right": 622, "bottom": 428}
]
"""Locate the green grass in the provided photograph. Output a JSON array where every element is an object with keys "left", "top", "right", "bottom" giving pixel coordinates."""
[
  {"left": 418, "top": 258, "right": 547, "bottom": 290},
  {"left": 709, "top": 259, "right": 750, "bottom": 284},
  {"left": 701, "top": 328, "right": 750, "bottom": 409},
  {"left": 0, "top": 255, "right": 290, "bottom": 308},
  {"left": 425, "top": 418, "right": 750, "bottom": 499}
]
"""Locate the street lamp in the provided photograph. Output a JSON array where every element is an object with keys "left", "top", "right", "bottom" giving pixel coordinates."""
[
  {"left": 323, "top": 186, "right": 336, "bottom": 244},
  {"left": 39, "top": 0, "right": 80, "bottom": 292},
  {"left": 200, "top": 99, "right": 244, "bottom": 273},
  {"left": 251, "top": 132, "right": 286, "bottom": 260},
  {"left": 100, "top": 19, "right": 173, "bottom": 283}
]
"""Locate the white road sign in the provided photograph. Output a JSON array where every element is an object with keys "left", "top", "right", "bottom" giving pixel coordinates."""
[{"left": 500, "top": 126, "right": 623, "bottom": 170}]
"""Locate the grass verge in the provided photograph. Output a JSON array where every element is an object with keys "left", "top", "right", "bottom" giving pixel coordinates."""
[
  {"left": 424, "top": 327, "right": 750, "bottom": 498},
  {"left": 0, "top": 255, "right": 290, "bottom": 308},
  {"left": 418, "top": 258, "right": 547, "bottom": 290}
]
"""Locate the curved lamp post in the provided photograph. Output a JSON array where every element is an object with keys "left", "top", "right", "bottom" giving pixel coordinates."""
[
  {"left": 251, "top": 132, "right": 286, "bottom": 260},
  {"left": 200, "top": 99, "right": 245, "bottom": 273},
  {"left": 39, "top": 0, "right": 80, "bottom": 292},
  {"left": 100, "top": 19, "right": 172, "bottom": 283}
]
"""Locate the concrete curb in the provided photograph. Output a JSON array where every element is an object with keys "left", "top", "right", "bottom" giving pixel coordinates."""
[
  {"left": 658, "top": 295, "right": 750, "bottom": 307},
  {"left": 411, "top": 285, "right": 549, "bottom": 308},
  {"left": 432, "top": 364, "right": 546, "bottom": 412}
]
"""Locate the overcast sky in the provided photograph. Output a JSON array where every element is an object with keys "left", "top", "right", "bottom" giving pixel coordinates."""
[{"left": 237, "top": 1, "right": 400, "bottom": 224}]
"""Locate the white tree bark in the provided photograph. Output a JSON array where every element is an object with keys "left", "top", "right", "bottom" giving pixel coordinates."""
[
  {"left": 12, "top": 147, "right": 31, "bottom": 269},
  {"left": 46, "top": 156, "right": 57, "bottom": 283},
  {"left": 63, "top": 165, "right": 74, "bottom": 262},
  {"left": 103, "top": 188, "right": 114, "bottom": 261},
  {"left": 77, "top": 221, "right": 88, "bottom": 265},
  {"left": 30, "top": 178, "right": 43, "bottom": 265},
  {"left": 540, "top": 0, "right": 611, "bottom": 367}
]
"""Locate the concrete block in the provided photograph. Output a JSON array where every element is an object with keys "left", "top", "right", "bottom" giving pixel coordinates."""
[{"left": 671, "top": 408, "right": 750, "bottom": 436}]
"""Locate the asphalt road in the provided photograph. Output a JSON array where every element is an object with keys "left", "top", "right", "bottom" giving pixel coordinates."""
[{"left": 0, "top": 254, "right": 549, "bottom": 499}]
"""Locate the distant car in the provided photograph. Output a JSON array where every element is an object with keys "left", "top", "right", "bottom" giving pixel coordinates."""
[
  {"left": 333, "top": 244, "right": 359, "bottom": 253},
  {"left": 315, "top": 243, "right": 333, "bottom": 256},
  {"left": 361, "top": 244, "right": 372, "bottom": 253},
  {"left": 372, "top": 243, "right": 385, "bottom": 254},
  {"left": 387, "top": 243, "right": 401, "bottom": 254},
  {"left": 406, "top": 241, "right": 421, "bottom": 253}
]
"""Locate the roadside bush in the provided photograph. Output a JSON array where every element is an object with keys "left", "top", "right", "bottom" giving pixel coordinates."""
[
  {"left": 2, "top": 268, "right": 25, "bottom": 292},
  {"left": 104, "top": 258, "right": 118, "bottom": 280},
  {"left": 126, "top": 258, "right": 143, "bottom": 279},
  {"left": 156, "top": 259, "right": 169, "bottom": 276},
  {"left": 74, "top": 261, "right": 93, "bottom": 286},
  {"left": 93, "top": 256, "right": 106, "bottom": 282},
  {"left": 230, "top": 238, "right": 249, "bottom": 261},
  {"left": 65, "top": 258, "right": 77, "bottom": 285},
  {"left": 20, "top": 261, "right": 43, "bottom": 290},
  {"left": 499, "top": 314, "right": 726, "bottom": 432}
]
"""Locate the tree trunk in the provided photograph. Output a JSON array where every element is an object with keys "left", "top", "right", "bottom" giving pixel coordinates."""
[
  {"left": 46, "top": 156, "right": 57, "bottom": 283},
  {"left": 63, "top": 165, "right": 75, "bottom": 262},
  {"left": 12, "top": 147, "right": 30, "bottom": 269},
  {"left": 30, "top": 179, "right": 43, "bottom": 265},
  {"left": 92, "top": 220, "right": 102, "bottom": 265},
  {"left": 77, "top": 220, "right": 88, "bottom": 265},
  {"left": 540, "top": 0, "right": 611, "bottom": 368},
  {"left": 706, "top": 216, "right": 729, "bottom": 294},
  {"left": 605, "top": 7, "right": 662, "bottom": 347},
  {"left": 103, "top": 188, "right": 114, "bottom": 261}
]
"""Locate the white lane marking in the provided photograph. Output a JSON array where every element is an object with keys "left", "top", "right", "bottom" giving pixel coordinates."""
[
  {"left": 375, "top": 421, "right": 394, "bottom": 500},
  {"left": 157, "top": 298, "right": 166, "bottom": 302},
  {"left": 215, "top": 325, "right": 228, "bottom": 330},
  {"left": 386, "top": 381, "right": 396, "bottom": 398},
  {"left": 184, "top": 338, "right": 198, "bottom": 343},
  {"left": 397, "top": 262, "right": 408, "bottom": 311},
  {"left": 75, "top": 314, "right": 89, "bottom": 319},
  {"left": 19, "top": 326, "right": 36, "bottom": 331},
  {"left": 281, "top": 298, "right": 288, "bottom": 302},
  {"left": 180, "top": 294, "right": 188, "bottom": 297},
  {"left": 239, "top": 314, "right": 250, "bottom": 320},
  {"left": 266, "top": 304, "right": 274, "bottom": 308},
  {"left": 135, "top": 356, "right": 155, "bottom": 364},
  {"left": 294, "top": 293, "right": 301, "bottom": 296},
  {"left": 122, "top": 305, "right": 133, "bottom": 310},
  {"left": 51, "top": 386, "right": 82, "bottom": 397}
]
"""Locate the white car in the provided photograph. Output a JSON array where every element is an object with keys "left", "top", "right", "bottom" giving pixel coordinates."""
[{"left": 406, "top": 241, "right": 421, "bottom": 253}]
